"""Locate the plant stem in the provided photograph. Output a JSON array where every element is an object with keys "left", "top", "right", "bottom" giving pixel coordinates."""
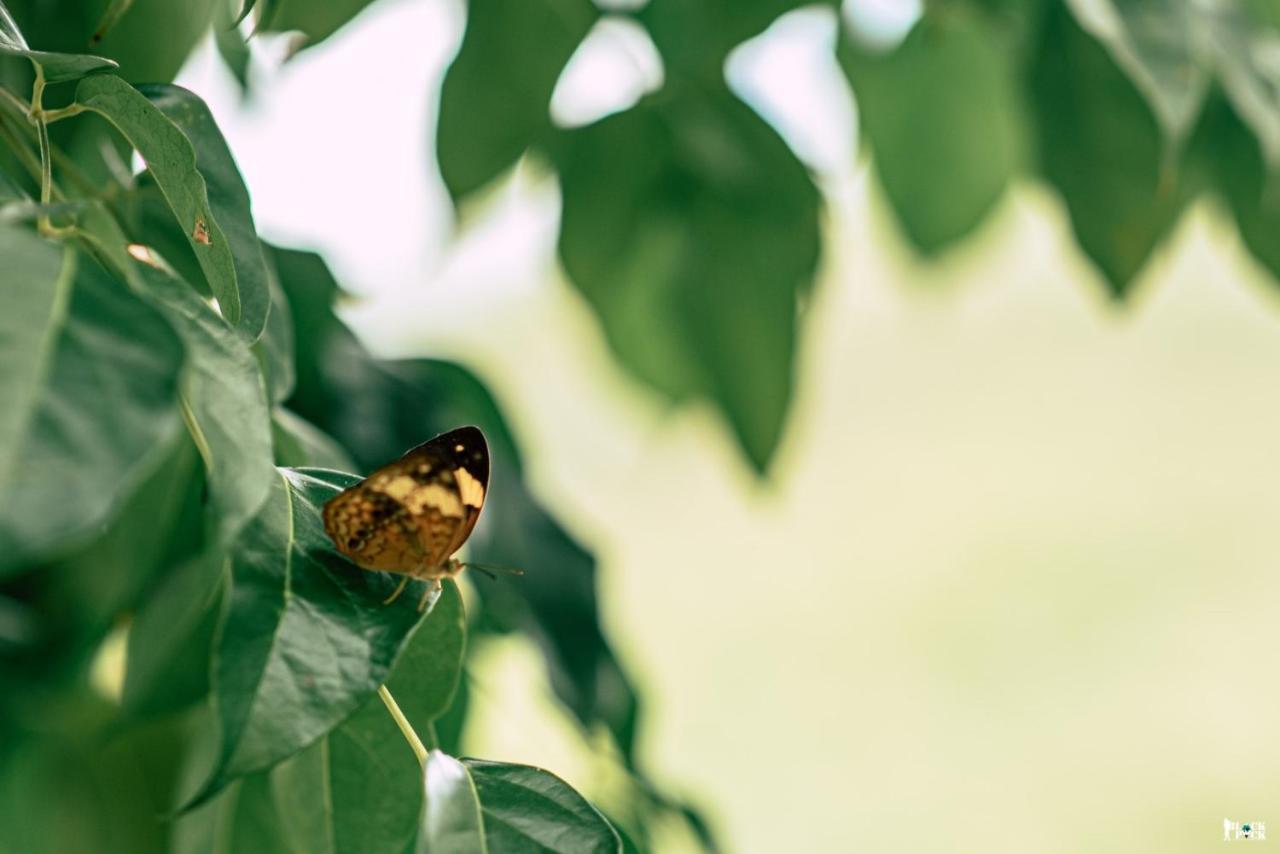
[{"left": 378, "top": 684, "right": 428, "bottom": 766}]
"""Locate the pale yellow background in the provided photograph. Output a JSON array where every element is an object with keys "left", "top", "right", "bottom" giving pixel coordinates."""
[{"left": 176, "top": 2, "right": 1280, "bottom": 848}]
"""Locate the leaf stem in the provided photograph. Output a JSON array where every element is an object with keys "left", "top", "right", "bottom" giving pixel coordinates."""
[{"left": 378, "top": 684, "right": 428, "bottom": 766}]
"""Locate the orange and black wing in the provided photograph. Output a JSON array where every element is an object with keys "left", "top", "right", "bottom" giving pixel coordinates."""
[{"left": 322, "top": 426, "right": 489, "bottom": 574}]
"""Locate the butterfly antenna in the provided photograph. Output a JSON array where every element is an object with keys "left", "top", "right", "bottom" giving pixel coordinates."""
[{"left": 463, "top": 561, "right": 525, "bottom": 578}]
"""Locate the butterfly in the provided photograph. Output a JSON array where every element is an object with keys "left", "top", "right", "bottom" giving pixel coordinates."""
[{"left": 322, "top": 425, "right": 489, "bottom": 611}]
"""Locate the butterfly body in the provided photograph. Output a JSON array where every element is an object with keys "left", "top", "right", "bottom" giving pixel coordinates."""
[{"left": 322, "top": 426, "right": 489, "bottom": 609}]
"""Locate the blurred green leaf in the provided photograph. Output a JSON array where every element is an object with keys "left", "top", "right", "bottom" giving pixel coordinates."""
[
  {"left": 1195, "top": 92, "right": 1280, "bottom": 281},
  {"left": 257, "top": 272, "right": 296, "bottom": 406},
  {"left": 134, "top": 264, "right": 275, "bottom": 549},
  {"left": 1064, "top": 0, "right": 1280, "bottom": 171},
  {"left": 90, "top": 0, "right": 137, "bottom": 45},
  {"left": 0, "top": 433, "right": 197, "bottom": 732},
  {"left": 437, "top": 0, "right": 596, "bottom": 201},
  {"left": 272, "top": 407, "right": 357, "bottom": 471},
  {"left": 1206, "top": 4, "right": 1280, "bottom": 170},
  {"left": 258, "top": 0, "right": 378, "bottom": 49},
  {"left": 1064, "top": 0, "right": 1206, "bottom": 147},
  {"left": 419, "top": 750, "right": 488, "bottom": 854},
  {"left": 76, "top": 74, "right": 244, "bottom": 325},
  {"left": 0, "top": 717, "right": 188, "bottom": 854},
  {"left": 122, "top": 552, "right": 224, "bottom": 719},
  {"left": 465, "top": 760, "right": 621, "bottom": 853},
  {"left": 142, "top": 84, "right": 272, "bottom": 341},
  {"left": 639, "top": 0, "right": 813, "bottom": 75},
  {"left": 193, "top": 468, "right": 433, "bottom": 804},
  {"left": 0, "top": 235, "right": 182, "bottom": 574},
  {"left": 273, "top": 693, "right": 423, "bottom": 854},
  {"left": 839, "top": 11, "right": 1020, "bottom": 253},
  {"left": 1028, "top": 5, "right": 1185, "bottom": 296},
  {"left": 556, "top": 87, "right": 820, "bottom": 472}
]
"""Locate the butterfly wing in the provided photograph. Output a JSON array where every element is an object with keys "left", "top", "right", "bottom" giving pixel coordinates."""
[{"left": 323, "top": 426, "right": 490, "bottom": 574}]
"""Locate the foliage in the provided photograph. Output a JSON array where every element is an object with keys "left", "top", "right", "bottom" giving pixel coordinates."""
[
  {"left": 1, "top": 0, "right": 1278, "bottom": 851},
  {"left": 0, "top": 2, "right": 698, "bottom": 851}
]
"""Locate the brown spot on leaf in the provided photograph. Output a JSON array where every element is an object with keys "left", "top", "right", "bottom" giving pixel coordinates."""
[{"left": 192, "top": 217, "right": 211, "bottom": 245}]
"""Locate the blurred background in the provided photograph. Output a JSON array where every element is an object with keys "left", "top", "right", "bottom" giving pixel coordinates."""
[
  {"left": 168, "top": 1, "right": 1280, "bottom": 850},
  {"left": 5, "top": 0, "right": 1280, "bottom": 850}
]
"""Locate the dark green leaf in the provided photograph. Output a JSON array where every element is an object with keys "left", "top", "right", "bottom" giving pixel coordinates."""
[
  {"left": 194, "top": 468, "right": 434, "bottom": 803},
  {"left": 134, "top": 264, "right": 275, "bottom": 549},
  {"left": 1207, "top": 4, "right": 1280, "bottom": 170},
  {"left": 384, "top": 578, "right": 466, "bottom": 729},
  {"left": 639, "top": 0, "right": 813, "bottom": 76},
  {"left": 839, "top": 12, "right": 1020, "bottom": 253},
  {"left": 272, "top": 688, "right": 424, "bottom": 854},
  {"left": 0, "top": 234, "right": 183, "bottom": 574},
  {"left": 90, "top": 0, "right": 137, "bottom": 44},
  {"left": 1063, "top": 0, "right": 1206, "bottom": 146},
  {"left": 556, "top": 87, "right": 820, "bottom": 472},
  {"left": 465, "top": 760, "right": 620, "bottom": 854},
  {"left": 419, "top": 750, "right": 487, "bottom": 854},
  {"left": 75, "top": 74, "right": 244, "bottom": 325},
  {"left": 0, "top": 6, "right": 117, "bottom": 82},
  {"left": 1028, "top": 5, "right": 1186, "bottom": 296},
  {"left": 0, "top": 433, "right": 197, "bottom": 729},
  {"left": 122, "top": 551, "right": 224, "bottom": 719},
  {"left": 436, "top": 0, "right": 596, "bottom": 201},
  {"left": 1196, "top": 92, "right": 1280, "bottom": 281},
  {"left": 141, "top": 84, "right": 272, "bottom": 341}
]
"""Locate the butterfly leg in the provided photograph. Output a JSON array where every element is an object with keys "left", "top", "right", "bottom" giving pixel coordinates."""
[
  {"left": 416, "top": 578, "right": 442, "bottom": 612},
  {"left": 383, "top": 574, "right": 411, "bottom": 605}
]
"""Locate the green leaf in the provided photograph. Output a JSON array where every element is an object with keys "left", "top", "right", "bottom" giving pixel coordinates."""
[
  {"left": 0, "top": 5, "right": 118, "bottom": 82},
  {"left": 419, "top": 751, "right": 488, "bottom": 854},
  {"left": 122, "top": 551, "right": 224, "bottom": 719},
  {"left": 272, "top": 408, "right": 357, "bottom": 472},
  {"left": 141, "top": 84, "right": 272, "bottom": 341},
  {"left": 436, "top": 0, "right": 597, "bottom": 201},
  {"left": 134, "top": 264, "right": 275, "bottom": 549},
  {"left": 1207, "top": 5, "right": 1280, "bottom": 170},
  {"left": 465, "top": 760, "right": 621, "bottom": 854},
  {"left": 75, "top": 74, "right": 243, "bottom": 325},
  {"left": 0, "top": 718, "right": 188, "bottom": 854},
  {"left": 556, "top": 87, "right": 820, "bottom": 472},
  {"left": 839, "top": 11, "right": 1020, "bottom": 253},
  {"left": 90, "top": 0, "right": 138, "bottom": 45},
  {"left": 257, "top": 0, "right": 379, "bottom": 49},
  {"left": 0, "top": 234, "right": 183, "bottom": 574},
  {"left": 194, "top": 468, "right": 435, "bottom": 803},
  {"left": 257, "top": 269, "right": 296, "bottom": 406},
  {"left": 384, "top": 578, "right": 466, "bottom": 729},
  {"left": 1028, "top": 4, "right": 1186, "bottom": 296},
  {"left": 1195, "top": 92, "right": 1280, "bottom": 281},
  {"left": 272, "top": 688, "right": 423, "bottom": 854},
  {"left": 173, "top": 772, "right": 300, "bottom": 854},
  {"left": 638, "top": 0, "right": 811, "bottom": 75},
  {"left": 1064, "top": 0, "right": 1280, "bottom": 168},
  {"left": 1063, "top": 0, "right": 1207, "bottom": 147}
]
